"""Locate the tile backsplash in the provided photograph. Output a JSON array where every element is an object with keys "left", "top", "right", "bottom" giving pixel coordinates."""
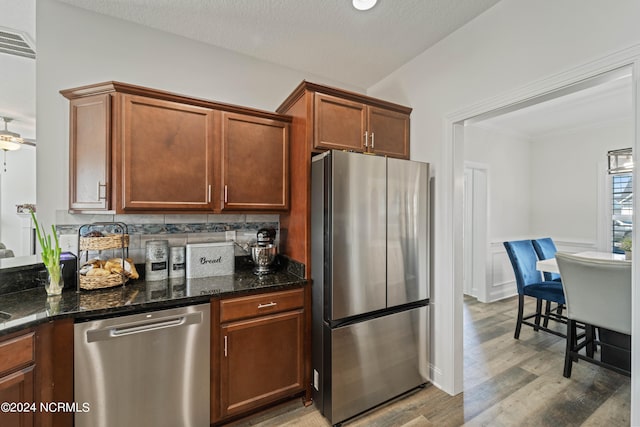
[{"left": 55, "top": 211, "right": 279, "bottom": 264}]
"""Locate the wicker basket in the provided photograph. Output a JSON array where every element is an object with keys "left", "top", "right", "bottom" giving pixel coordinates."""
[
  {"left": 79, "top": 272, "right": 128, "bottom": 290},
  {"left": 79, "top": 286, "right": 138, "bottom": 310},
  {"left": 80, "top": 234, "right": 130, "bottom": 251}
]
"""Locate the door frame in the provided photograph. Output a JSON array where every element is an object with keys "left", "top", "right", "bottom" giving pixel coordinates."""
[
  {"left": 441, "top": 44, "right": 640, "bottom": 425},
  {"left": 463, "top": 162, "right": 489, "bottom": 301}
]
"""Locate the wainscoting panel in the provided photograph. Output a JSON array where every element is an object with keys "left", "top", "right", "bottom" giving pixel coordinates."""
[{"left": 483, "top": 238, "right": 597, "bottom": 303}]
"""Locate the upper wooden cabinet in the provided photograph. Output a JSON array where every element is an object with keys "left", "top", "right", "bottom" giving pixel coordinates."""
[
  {"left": 314, "top": 93, "right": 410, "bottom": 158},
  {"left": 276, "top": 81, "right": 411, "bottom": 275},
  {"left": 314, "top": 94, "right": 367, "bottom": 152},
  {"left": 281, "top": 81, "right": 411, "bottom": 159},
  {"left": 367, "top": 106, "right": 410, "bottom": 158},
  {"left": 118, "top": 94, "right": 216, "bottom": 211},
  {"left": 221, "top": 113, "right": 289, "bottom": 211},
  {"left": 68, "top": 94, "right": 111, "bottom": 211},
  {"left": 61, "top": 81, "right": 291, "bottom": 214}
]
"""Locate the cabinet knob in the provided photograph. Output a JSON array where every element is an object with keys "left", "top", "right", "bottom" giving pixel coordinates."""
[
  {"left": 371, "top": 132, "right": 375, "bottom": 149},
  {"left": 363, "top": 131, "right": 369, "bottom": 148}
]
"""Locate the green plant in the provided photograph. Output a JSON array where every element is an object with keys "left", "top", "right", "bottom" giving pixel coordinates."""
[
  {"left": 620, "top": 236, "right": 632, "bottom": 252},
  {"left": 30, "top": 211, "right": 62, "bottom": 278}
]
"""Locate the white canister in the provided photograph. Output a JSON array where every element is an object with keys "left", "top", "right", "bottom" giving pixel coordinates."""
[
  {"left": 169, "top": 246, "right": 186, "bottom": 279},
  {"left": 145, "top": 240, "right": 169, "bottom": 281}
]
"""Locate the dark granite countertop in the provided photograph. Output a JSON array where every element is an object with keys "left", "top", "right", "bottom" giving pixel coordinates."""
[{"left": 0, "top": 258, "right": 306, "bottom": 337}]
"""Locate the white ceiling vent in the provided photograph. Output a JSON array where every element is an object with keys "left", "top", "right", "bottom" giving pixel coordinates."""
[{"left": 0, "top": 27, "right": 35, "bottom": 60}]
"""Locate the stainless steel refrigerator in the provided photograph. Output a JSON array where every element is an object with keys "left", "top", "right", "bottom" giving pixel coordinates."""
[{"left": 311, "top": 150, "right": 430, "bottom": 426}]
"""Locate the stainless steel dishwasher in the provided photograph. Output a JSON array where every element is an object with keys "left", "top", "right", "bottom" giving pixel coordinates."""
[{"left": 74, "top": 303, "right": 210, "bottom": 427}]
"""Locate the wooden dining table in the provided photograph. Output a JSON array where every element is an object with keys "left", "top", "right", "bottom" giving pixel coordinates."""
[{"left": 536, "top": 251, "right": 628, "bottom": 274}]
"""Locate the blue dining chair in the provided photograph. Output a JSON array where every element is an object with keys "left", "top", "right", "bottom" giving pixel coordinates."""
[
  {"left": 503, "top": 240, "right": 567, "bottom": 339},
  {"left": 532, "top": 237, "right": 561, "bottom": 282},
  {"left": 532, "top": 237, "right": 564, "bottom": 327}
]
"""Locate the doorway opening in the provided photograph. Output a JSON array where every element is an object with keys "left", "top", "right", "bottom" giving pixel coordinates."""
[{"left": 456, "top": 64, "right": 634, "bottom": 417}]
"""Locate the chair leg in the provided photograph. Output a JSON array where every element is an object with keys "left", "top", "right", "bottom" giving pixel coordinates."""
[
  {"left": 534, "top": 299, "right": 543, "bottom": 331},
  {"left": 564, "top": 319, "right": 575, "bottom": 378},
  {"left": 514, "top": 294, "right": 524, "bottom": 339},
  {"left": 585, "top": 325, "right": 597, "bottom": 356},
  {"left": 557, "top": 304, "right": 563, "bottom": 316},
  {"left": 543, "top": 300, "right": 551, "bottom": 328}
]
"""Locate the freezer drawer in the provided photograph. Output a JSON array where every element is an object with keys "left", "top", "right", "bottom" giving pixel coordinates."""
[
  {"left": 328, "top": 305, "right": 429, "bottom": 425},
  {"left": 74, "top": 304, "right": 210, "bottom": 427}
]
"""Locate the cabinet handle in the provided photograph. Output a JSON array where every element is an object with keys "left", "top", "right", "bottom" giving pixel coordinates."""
[
  {"left": 371, "top": 132, "right": 375, "bottom": 149},
  {"left": 224, "top": 335, "right": 228, "bottom": 357},
  {"left": 97, "top": 182, "right": 107, "bottom": 200},
  {"left": 208, "top": 185, "right": 212, "bottom": 203},
  {"left": 224, "top": 185, "right": 228, "bottom": 203},
  {"left": 364, "top": 131, "right": 369, "bottom": 148},
  {"left": 258, "top": 302, "right": 277, "bottom": 309}
]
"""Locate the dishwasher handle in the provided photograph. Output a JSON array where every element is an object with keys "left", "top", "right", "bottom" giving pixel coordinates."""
[{"left": 86, "top": 311, "right": 203, "bottom": 343}]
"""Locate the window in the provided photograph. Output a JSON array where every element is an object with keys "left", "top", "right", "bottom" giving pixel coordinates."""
[{"left": 612, "top": 173, "right": 632, "bottom": 253}]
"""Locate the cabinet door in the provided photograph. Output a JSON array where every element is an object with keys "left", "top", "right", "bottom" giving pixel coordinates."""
[
  {"left": 314, "top": 93, "right": 367, "bottom": 152},
  {"left": 119, "top": 95, "right": 216, "bottom": 211},
  {"left": 0, "top": 366, "right": 35, "bottom": 427},
  {"left": 221, "top": 113, "right": 289, "bottom": 211},
  {"left": 69, "top": 94, "right": 111, "bottom": 211},
  {"left": 367, "top": 106, "right": 410, "bottom": 159},
  {"left": 220, "top": 310, "right": 304, "bottom": 418}
]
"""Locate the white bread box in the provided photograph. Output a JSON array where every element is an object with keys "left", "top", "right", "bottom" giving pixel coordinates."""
[{"left": 185, "top": 242, "right": 235, "bottom": 278}]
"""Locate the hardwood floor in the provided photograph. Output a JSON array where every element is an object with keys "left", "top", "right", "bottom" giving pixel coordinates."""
[{"left": 227, "top": 296, "right": 630, "bottom": 426}]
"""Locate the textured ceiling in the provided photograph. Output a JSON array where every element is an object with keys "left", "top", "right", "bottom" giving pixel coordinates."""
[
  {"left": 3, "top": 0, "right": 632, "bottom": 144},
  {"left": 55, "top": 0, "right": 502, "bottom": 89}
]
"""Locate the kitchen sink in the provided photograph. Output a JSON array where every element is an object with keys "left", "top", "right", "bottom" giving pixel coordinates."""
[{"left": 0, "top": 311, "right": 12, "bottom": 321}]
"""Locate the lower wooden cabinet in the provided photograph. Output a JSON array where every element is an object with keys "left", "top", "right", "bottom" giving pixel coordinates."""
[
  {"left": 0, "top": 320, "right": 73, "bottom": 427},
  {"left": 0, "top": 331, "right": 35, "bottom": 427},
  {"left": 212, "top": 287, "right": 309, "bottom": 424},
  {"left": 221, "top": 310, "right": 304, "bottom": 417},
  {"left": 0, "top": 366, "right": 35, "bottom": 427}
]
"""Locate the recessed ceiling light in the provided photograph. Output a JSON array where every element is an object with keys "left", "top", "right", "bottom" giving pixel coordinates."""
[{"left": 352, "top": 0, "right": 377, "bottom": 11}]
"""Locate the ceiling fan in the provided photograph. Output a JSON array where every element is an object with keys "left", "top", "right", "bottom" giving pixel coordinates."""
[
  {"left": 0, "top": 116, "right": 35, "bottom": 172},
  {"left": 0, "top": 116, "right": 36, "bottom": 148}
]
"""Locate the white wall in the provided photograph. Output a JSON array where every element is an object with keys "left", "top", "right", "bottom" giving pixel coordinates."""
[
  {"left": 0, "top": 146, "right": 36, "bottom": 255},
  {"left": 36, "top": 0, "right": 364, "bottom": 229},
  {"left": 367, "top": 0, "right": 640, "bottom": 398},
  {"left": 465, "top": 119, "right": 633, "bottom": 303},
  {"left": 464, "top": 125, "right": 531, "bottom": 241},
  {"left": 530, "top": 118, "right": 633, "bottom": 244},
  {"left": 464, "top": 125, "right": 531, "bottom": 302}
]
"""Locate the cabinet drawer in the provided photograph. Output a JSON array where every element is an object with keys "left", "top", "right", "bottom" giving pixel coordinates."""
[
  {"left": 0, "top": 332, "right": 35, "bottom": 375},
  {"left": 220, "top": 288, "right": 304, "bottom": 323}
]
